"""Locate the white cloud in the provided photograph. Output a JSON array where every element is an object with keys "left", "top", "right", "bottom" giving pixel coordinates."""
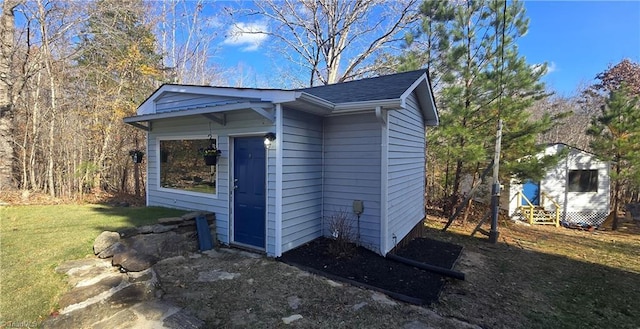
[
  {"left": 531, "top": 61, "right": 557, "bottom": 75},
  {"left": 204, "top": 17, "right": 223, "bottom": 30},
  {"left": 222, "top": 22, "right": 268, "bottom": 52}
]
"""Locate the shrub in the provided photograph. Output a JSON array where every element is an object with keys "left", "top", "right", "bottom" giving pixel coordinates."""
[{"left": 326, "top": 209, "right": 356, "bottom": 257}]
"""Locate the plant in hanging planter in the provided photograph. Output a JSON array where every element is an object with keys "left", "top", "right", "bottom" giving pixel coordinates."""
[
  {"left": 200, "top": 145, "right": 221, "bottom": 166},
  {"left": 129, "top": 150, "right": 144, "bottom": 163}
]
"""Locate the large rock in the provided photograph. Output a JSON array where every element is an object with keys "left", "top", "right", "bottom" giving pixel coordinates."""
[
  {"left": 58, "top": 275, "right": 125, "bottom": 309},
  {"left": 56, "top": 258, "right": 111, "bottom": 275},
  {"left": 55, "top": 258, "right": 116, "bottom": 287},
  {"left": 44, "top": 267, "right": 164, "bottom": 329},
  {"left": 107, "top": 281, "right": 157, "bottom": 306},
  {"left": 46, "top": 213, "right": 216, "bottom": 329},
  {"left": 91, "top": 309, "right": 140, "bottom": 329},
  {"left": 137, "top": 224, "right": 178, "bottom": 234},
  {"left": 97, "top": 242, "right": 126, "bottom": 259},
  {"left": 112, "top": 249, "right": 159, "bottom": 272},
  {"left": 126, "top": 231, "right": 198, "bottom": 259},
  {"left": 118, "top": 227, "right": 140, "bottom": 238},
  {"left": 158, "top": 217, "right": 185, "bottom": 225},
  {"left": 93, "top": 231, "right": 121, "bottom": 255},
  {"left": 104, "top": 230, "right": 200, "bottom": 268}
]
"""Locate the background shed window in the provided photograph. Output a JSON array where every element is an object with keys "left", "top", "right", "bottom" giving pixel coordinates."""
[
  {"left": 568, "top": 169, "right": 598, "bottom": 192},
  {"left": 159, "top": 139, "right": 217, "bottom": 194}
]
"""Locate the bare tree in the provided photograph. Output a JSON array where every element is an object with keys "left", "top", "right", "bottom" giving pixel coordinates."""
[
  {"left": 155, "top": 0, "right": 225, "bottom": 85},
  {"left": 243, "top": 0, "right": 418, "bottom": 86},
  {"left": 533, "top": 95, "right": 593, "bottom": 150},
  {"left": 0, "top": 0, "right": 21, "bottom": 191}
]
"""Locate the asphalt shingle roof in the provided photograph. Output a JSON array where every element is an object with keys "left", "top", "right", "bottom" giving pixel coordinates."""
[{"left": 298, "top": 69, "right": 428, "bottom": 104}]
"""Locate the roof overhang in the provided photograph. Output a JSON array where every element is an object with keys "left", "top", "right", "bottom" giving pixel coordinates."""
[
  {"left": 126, "top": 72, "right": 438, "bottom": 129},
  {"left": 137, "top": 84, "right": 298, "bottom": 116},
  {"left": 297, "top": 72, "right": 439, "bottom": 125},
  {"left": 124, "top": 101, "right": 275, "bottom": 131}
]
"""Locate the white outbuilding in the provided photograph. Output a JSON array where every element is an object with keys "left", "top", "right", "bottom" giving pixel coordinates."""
[{"left": 507, "top": 143, "right": 610, "bottom": 226}]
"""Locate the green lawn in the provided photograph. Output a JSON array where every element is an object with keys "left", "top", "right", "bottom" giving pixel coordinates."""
[
  {"left": 2, "top": 204, "right": 639, "bottom": 328},
  {"left": 0, "top": 204, "right": 187, "bottom": 325}
]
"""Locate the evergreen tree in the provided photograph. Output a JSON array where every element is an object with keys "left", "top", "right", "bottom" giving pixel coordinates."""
[
  {"left": 587, "top": 86, "right": 640, "bottom": 230},
  {"left": 394, "top": 0, "right": 455, "bottom": 89},
  {"left": 392, "top": 0, "right": 560, "bottom": 214}
]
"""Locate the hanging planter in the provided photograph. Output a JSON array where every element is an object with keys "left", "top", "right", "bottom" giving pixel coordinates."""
[
  {"left": 201, "top": 145, "right": 221, "bottom": 166},
  {"left": 203, "top": 154, "right": 218, "bottom": 166},
  {"left": 129, "top": 150, "right": 144, "bottom": 163},
  {"left": 160, "top": 149, "right": 169, "bottom": 163}
]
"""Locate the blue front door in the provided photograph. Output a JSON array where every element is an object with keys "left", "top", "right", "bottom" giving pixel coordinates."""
[
  {"left": 233, "top": 137, "right": 266, "bottom": 248},
  {"left": 522, "top": 180, "right": 540, "bottom": 205}
]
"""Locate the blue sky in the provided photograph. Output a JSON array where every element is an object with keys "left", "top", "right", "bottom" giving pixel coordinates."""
[
  {"left": 520, "top": 1, "right": 640, "bottom": 96},
  {"left": 216, "top": 1, "right": 640, "bottom": 95}
]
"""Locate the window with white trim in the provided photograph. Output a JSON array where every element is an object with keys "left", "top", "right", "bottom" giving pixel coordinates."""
[
  {"left": 159, "top": 138, "right": 218, "bottom": 195},
  {"left": 568, "top": 169, "right": 598, "bottom": 192}
]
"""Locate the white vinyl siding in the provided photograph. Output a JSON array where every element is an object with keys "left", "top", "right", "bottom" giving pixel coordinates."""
[
  {"left": 386, "top": 93, "right": 425, "bottom": 255},
  {"left": 323, "top": 113, "right": 382, "bottom": 251},
  {"left": 508, "top": 144, "right": 610, "bottom": 224},
  {"left": 280, "top": 110, "right": 323, "bottom": 253},
  {"left": 539, "top": 145, "right": 610, "bottom": 215},
  {"left": 147, "top": 110, "right": 275, "bottom": 249}
]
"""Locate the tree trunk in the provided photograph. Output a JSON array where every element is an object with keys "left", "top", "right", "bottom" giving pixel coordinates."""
[
  {"left": 612, "top": 157, "right": 621, "bottom": 230},
  {"left": 37, "top": 0, "right": 57, "bottom": 197},
  {"left": 0, "top": 1, "right": 19, "bottom": 190},
  {"left": 450, "top": 158, "right": 464, "bottom": 216}
]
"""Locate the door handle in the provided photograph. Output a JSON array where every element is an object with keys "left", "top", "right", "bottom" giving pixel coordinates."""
[{"left": 234, "top": 178, "right": 238, "bottom": 190}]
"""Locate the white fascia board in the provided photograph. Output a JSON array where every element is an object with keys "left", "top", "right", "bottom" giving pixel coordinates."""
[
  {"left": 137, "top": 84, "right": 298, "bottom": 115},
  {"left": 400, "top": 72, "right": 428, "bottom": 101},
  {"left": 124, "top": 101, "right": 274, "bottom": 123},
  {"left": 155, "top": 85, "right": 298, "bottom": 103},
  {"left": 400, "top": 73, "right": 439, "bottom": 126},
  {"left": 296, "top": 92, "right": 335, "bottom": 109}
]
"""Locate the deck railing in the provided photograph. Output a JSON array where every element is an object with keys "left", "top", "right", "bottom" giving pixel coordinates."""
[
  {"left": 515, "top": 191, "right": 560, "bottom": 227},
  {"left": 540, "top": 192, "right": 561, "bottom": 227},
  {"left": 515, "top": 191, "right": 536, "bottom": 224}
]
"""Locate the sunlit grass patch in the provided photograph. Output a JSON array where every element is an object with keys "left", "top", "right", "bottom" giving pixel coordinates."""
[{"left": 0, "top": 204, "right": 187, "bottom": 324}]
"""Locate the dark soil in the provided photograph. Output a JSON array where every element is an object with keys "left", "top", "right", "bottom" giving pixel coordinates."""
[
  {"left": 395, "top": 238, "right": 463, "bottom": 269},
  {"left": 279, "top": 237, "right": 463, "bottom": 305}
]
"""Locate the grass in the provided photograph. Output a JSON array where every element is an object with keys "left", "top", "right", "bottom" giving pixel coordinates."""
[
  {"left": 1, "top": 203, "right": 639, "bottom": 328},
  {"left": 428, "top": 215, "right": 640, "bottom": 329},
  {"left": 0, "top": 204, "right": 187, "bottom": 325}
]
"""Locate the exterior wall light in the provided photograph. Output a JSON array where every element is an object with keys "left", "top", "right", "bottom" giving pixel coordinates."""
[{"left": 263, "top": 133, "right": 276, "bottom": 149}]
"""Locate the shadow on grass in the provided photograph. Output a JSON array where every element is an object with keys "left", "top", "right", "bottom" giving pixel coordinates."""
[{"left": 424, "top": 220, "right": 640, "bottom": 329}]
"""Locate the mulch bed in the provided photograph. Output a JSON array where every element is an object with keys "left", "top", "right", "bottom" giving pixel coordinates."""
[{"left": 279, "top": 237, "right": 463, "bottom": 305}]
